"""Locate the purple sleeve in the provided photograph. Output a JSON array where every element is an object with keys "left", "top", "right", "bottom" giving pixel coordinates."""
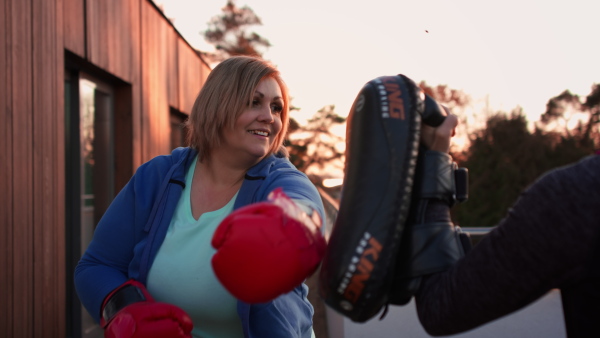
[{"left": 415, "top": 155, "right": 600, "bottom": 336}]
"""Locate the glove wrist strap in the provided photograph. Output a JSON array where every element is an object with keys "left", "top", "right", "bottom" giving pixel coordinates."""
[
  {"left": 101, "top": 283, "right": 147, "bottom": 326},
  {"left": 419, "top": 150, "right": 468, "bottom": 206}
]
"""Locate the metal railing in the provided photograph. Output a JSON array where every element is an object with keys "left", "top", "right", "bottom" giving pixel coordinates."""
[
  {"left": 317, "top": 187, "right": 495, "bottom": 243},
  {"left": 315, "top": 188, "right": 565, "bottom": 338}
]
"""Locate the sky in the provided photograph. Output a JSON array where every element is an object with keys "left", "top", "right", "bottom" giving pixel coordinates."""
[{"left": 155, "top": 0, "right": 599, "bottom": 128}]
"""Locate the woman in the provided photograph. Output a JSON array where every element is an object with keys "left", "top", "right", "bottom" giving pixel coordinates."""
[
  {"left": 75, "top": 56, "right": 326, "bottom": 338},
  {"left": 416, "top": 114, "right": 600, "bottom": 337}
]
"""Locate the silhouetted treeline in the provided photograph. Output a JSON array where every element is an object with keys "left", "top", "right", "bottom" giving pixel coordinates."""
[
  {"left": 450, "top": 84, "right": 599, "bottom": 228},
  {"left": 200, "top": 2, "right": 600, "bottom": 230},
  {"left": 286, "top": 105, "right": 346, "bottom": 175}
]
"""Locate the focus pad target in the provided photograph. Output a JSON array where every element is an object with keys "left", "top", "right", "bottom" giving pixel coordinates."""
[{"left": 318, "top": 74, "right": 423, "bottom": 322}]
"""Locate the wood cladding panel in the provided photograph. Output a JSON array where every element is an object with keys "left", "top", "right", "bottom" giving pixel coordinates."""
[
  {"left": 62, "top": 0, "right": 84, "bottom": 57},
  {"left": 2, "top": 0, "right": 66, "bottom": 335},
  {"left": 117, "top": 0, "right": 141, "bottom": 83},
  {"left": 200, "top": 59, "right": 210, "bottom": 86},
  {"left": 177, "top": 40, "right": 202, "bottom": 114},
  {"left": 86, "top": 0, "right": 140, "bottom": 83},
  {"left": 141, "top": 1, "right": 175, "bottom": 160},
  {"left": 130, "top": 67, "right": 144, "bottom": 171},
  {"left": 85, "top": 0, "right": 108, "bottom": 69},
  {"left": 8, "top": 0, "right": 34, "bottom": 336},
  {"left": 0, "top": 0, "right": 211, "bottom": 335},
  {"left": 124, "top": 0, "right": 142, "bottom": 170},
  {"left": 166, "top": 26, "right": 178, "bottom": 109},
  {"left": 32, "top": 0, "right": 65, "bottom": 336},
  {"left": 0, "top": 0, "right": 13, "bottom": 335}
]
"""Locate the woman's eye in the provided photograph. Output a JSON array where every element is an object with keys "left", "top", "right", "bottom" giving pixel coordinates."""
[
  {"left": 271, "top": 104, "right": 283, "bottom": 114},
  {"left": 251, "top": 99, "right": 260, "bottom": 107}
]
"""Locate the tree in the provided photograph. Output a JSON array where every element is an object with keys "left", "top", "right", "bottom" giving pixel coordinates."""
[
  {"left": 416, "top": 83, "right": 598, "bottom": 228},
  {"left": 538, "top": 84, "right": 600, "bottom": 152},
  {"left": 451, "top": 111, "right": 555, "bottom": 228},
  {"left": 452, "top": 88, "right": 599, "bottom": 229},
  {"left": 418, "top": 81, "right": 471, "bottom": 113},
  {"left": 286, "top": 105, "right": 347, "bottom": 176},
  {"left": 203, "top": 1, "right": 271, "bottom": 61},
  {"left": 201, "top": 2, "right": 347, "bottom": 182}
]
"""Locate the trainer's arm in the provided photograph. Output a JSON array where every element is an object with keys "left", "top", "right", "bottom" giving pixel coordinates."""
[{"left": 414, "top": 119, "right": 600, "bottom": 335}]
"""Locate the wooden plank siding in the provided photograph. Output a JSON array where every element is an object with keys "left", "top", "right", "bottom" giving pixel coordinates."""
[
  {"left": 31, "top": 0, "right": 65, "bottom": 336},
  {"left": 62, "top": 0, "right": 85, "bottom": 57},
  {"left": 140, "top": 0, "right": 177, "bottom": 159},
  {"left": 84, "top": 0, "right": 145, "bottom": 172},
  {"left": 0, "top": 0, "right": 13, "bottom": 335},
  {"left": 178, "top": 39, "right": 203, "bottom": 114},
  {"left": 86, "top": 0, "right": 141, "bottom": 85},
  {"left": 166, "top": 23, "right": 179, "bottom": 110},
  {"left": 1, "top": 0, "right": 212, "bottom": 337},
  {"left": 126, "top": 0, "right": 144, "bottom": 170},
  {"left": 8, "top": 0, "right": 35, "bottom": 337}
]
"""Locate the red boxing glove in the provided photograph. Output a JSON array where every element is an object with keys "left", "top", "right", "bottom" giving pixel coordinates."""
[
  {"left": 211, "top": 188, "right": 327, "bottom": 303},
  {"left": 100, "top": 280, "right": 193, "bottom": 338}
]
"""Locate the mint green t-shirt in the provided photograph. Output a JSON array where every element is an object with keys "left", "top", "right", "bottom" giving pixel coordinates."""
[{"left": 146, "top": 156, "right": 243, "bottom": 338}]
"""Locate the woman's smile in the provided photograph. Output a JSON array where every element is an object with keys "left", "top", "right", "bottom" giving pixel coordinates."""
[{"left": 219, "top": 77, "right": 283, "bottom": 162}]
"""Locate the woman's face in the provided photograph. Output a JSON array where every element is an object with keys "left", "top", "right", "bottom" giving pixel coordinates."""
[{"left": 220, "top": 77, "right": 284, "bottom": 164}]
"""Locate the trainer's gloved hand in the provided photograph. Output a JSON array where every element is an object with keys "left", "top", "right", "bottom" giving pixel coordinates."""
[
  {"left": 211, "top": 187, "right": 326, "bottom": 303},
  {"left": 101, "top": 280, "right": 193, "bottom": 338},
  {"left": 389, "top": 101, "right": 469, "bottom": 306},
  {"left": 420, "top": 109, "right": 458, "bottom": 153}
]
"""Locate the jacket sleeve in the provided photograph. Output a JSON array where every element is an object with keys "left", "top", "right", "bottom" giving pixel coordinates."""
[
  {"left": 245, "top": 166, "right": 325, "bottom": 337},
  {"left": 259, "top": 167, "right": 326, "bottom": 232},
  {"left": 73, "top": 160, "right": 162, "bottom": 323},
  {"left": 247, "top": 284, "right": 315, "bottom": 337}
]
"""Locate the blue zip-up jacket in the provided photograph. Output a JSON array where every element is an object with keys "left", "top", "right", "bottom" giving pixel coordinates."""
[{"left": 75, "top": 147, "right": 325, "bottom": 337}]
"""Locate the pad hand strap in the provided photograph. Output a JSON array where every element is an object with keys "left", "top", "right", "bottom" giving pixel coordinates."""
[
  {"left": 419, "top": 151, "right": 468, "bottom": 206},
  {"left": 405, "top": 222, "right": 467, "bottom": 277},
  {"left": 391, "top": 222, "right": 469, "bottom": 305},
  {"left": 389, "top": 150, "right": 470, "bottom": 307}
]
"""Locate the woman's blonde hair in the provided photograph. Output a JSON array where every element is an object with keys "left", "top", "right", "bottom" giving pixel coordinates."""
[{"left": 186, "top": 55, "right": 290, "bottom": 161}]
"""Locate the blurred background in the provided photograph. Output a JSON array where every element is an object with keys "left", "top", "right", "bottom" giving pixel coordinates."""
[
  {"left": 157, "top": 0, "right": 599, "bottom": 229},
  {"left": 1, "top": 0, "right": 597, "bottom": 337}
]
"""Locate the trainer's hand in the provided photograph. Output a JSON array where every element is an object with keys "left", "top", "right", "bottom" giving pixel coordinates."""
[
  {"left": 421, "top": 108, "right": 458, "bottom": 153},
  {"left": 211, "top": 188, "right": 326, "bottom": 304},
  {"left": 101, "top": 280, "right": 193, "bottom": 338}
]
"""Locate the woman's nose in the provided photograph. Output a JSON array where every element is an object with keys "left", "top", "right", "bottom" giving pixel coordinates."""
[{"left": 257, "top": 106, "right": 274, "bottom": 123}]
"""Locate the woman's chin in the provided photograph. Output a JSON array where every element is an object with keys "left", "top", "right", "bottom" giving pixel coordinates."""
[
  {"left": 240, "top": 149, "right": 271, "bottom": 164},
  {"left": 248, "top": 146, "right": 271, "bottom": 158}
]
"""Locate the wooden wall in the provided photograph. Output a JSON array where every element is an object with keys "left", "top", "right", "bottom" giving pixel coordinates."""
[
  {"left": 1, "top": 0, "right": 65, "bottom": 336},
  {"left": 0, "top": 0, "right": 11, "bottom": 334},
  {"left": 141, "top": 2, "right": 174, "bottom": 159},
  {"left": 0, "top": 0, "right": 211, "bottom": 336}
]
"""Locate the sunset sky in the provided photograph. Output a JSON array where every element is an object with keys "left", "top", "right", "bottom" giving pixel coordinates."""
[{"left": 156, "top": 0, "right": 599, "bottom": 127}]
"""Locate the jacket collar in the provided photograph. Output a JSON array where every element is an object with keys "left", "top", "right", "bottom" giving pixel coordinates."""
[
  {"left": 244, "top": 154, "right": 284, "bottom": 179},
  {"left": 172, "top": 147, "right": 288, "bottom": 181}
]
